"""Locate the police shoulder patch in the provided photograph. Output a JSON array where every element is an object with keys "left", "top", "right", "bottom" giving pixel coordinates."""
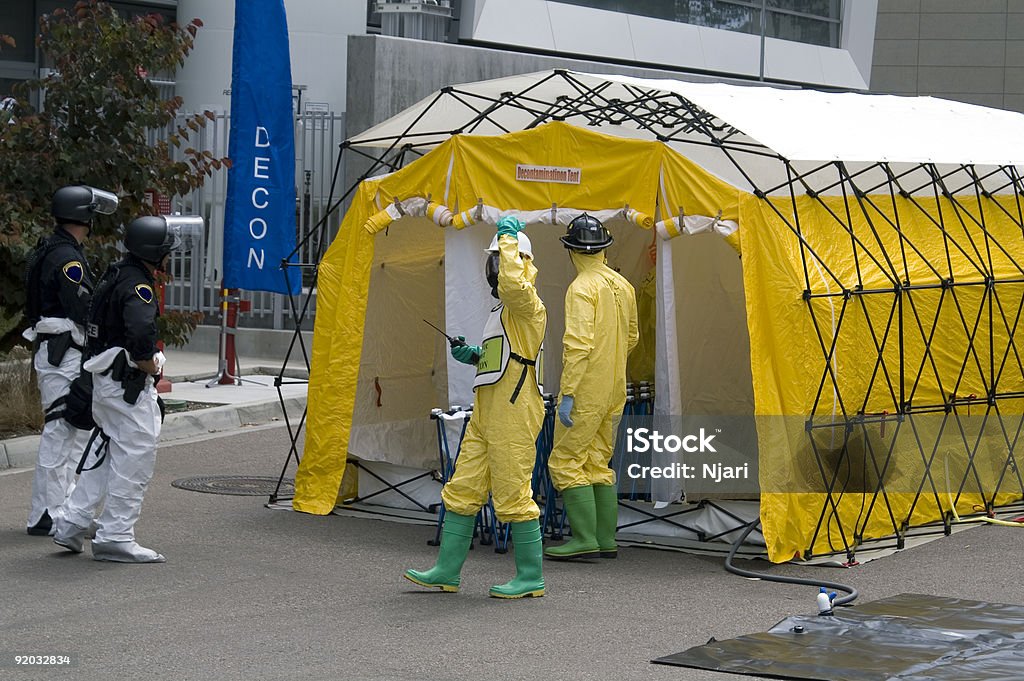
[
  {"left": 63, "top": 261, "right": 84, "bottom": 284},
  {"left": 135, "top": 284, "right": 155, "bottom": 304}
]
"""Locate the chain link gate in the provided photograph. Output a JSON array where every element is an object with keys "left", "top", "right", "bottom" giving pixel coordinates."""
[{"left": 159, "top": 110, "right": 345, "bottom": 330}]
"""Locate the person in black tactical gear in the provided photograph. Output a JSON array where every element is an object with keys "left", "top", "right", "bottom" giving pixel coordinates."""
[
  {"left": 23, "top": 185, "right": 118, "bottom": 536},
  {"left": 53, "top": 215, "right": 181, "bottom": 563}
]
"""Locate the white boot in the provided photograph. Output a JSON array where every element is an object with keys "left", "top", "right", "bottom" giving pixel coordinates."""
[
  {"left": 91, "top": 540, "right": 165, "bottom": 563},
  {"left": 52, "top": 517, "right": 88, "bottom": 553}
]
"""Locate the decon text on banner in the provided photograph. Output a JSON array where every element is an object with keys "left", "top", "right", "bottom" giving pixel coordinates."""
[{"left": 247, "top": 125, "right": 272, "bottom": 270}]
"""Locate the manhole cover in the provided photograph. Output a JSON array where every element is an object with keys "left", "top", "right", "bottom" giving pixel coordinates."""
[{"left": 171, "top": 475, "right": 294, "bottom": 496}]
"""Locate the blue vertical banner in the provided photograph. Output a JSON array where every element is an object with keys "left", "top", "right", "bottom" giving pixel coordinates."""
[{"left": 223, "top": 0, "right": 300, "bottom": 295}]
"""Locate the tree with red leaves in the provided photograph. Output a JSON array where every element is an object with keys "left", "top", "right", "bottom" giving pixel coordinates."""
[{"left": 0, "top": 1, "right": 226, "bottom": 347}]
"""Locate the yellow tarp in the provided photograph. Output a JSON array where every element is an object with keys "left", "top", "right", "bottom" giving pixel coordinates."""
[
  {"left": 296, "top": 123, "right": 665, "bottom": 514},
  {"left": 742, "top": 193, "right": 1024, "bottom": 560},
  {"left": 296, "top": 121, "right": 1024, "bottom": 562}
]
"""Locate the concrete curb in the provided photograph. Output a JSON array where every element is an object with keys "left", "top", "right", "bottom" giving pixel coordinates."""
[
  {"left": 166, "top": 365, "right": 309, "bottom": 384},
  {"left": 2, "top": 436, "right": 38, "bottom": 470},
  {"left": 0, "top": 393, "right": 307, "bottom": 471},
  {"left": 158, "top": 395, "right": 307, "bottom": 441}
]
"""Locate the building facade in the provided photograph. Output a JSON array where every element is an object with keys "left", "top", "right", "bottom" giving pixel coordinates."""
[
  {"left": 6, "top": 1, "right": 1024, "bottom": 330},
  {"left": 8, "top": 3, "right": 1024, "bottom": 119},
  {"left": 3, "top": 1, "right": 879, "bottom": 111},
  {"left": 870, "top": 0, "right": 1024, "bottom": 113},
  {"left": 0, "top": 0, "right": 177, "bottom": 101}
]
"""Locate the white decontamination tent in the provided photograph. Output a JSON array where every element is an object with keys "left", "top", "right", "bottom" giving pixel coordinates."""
[{"left": 277, "top": 70, "right": 1024, "bottom": 563}]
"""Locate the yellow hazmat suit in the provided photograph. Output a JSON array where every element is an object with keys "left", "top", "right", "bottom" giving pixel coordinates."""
[
  {"left": 627, "top": 269, "right": 656, "bottom": 383},
  {"left": 440, "top": 235, "right": 547, "bottom": 522},
  {"left": 549, "top": 250, "right": 638, "bottom": 491}
]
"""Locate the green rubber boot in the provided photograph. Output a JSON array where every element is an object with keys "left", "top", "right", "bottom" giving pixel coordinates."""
[
  {"left": 404, "top": 511, "right": 475, "bottom": 592},
  {"left": 489, "top": 520, "right": 545, "bottom": 599},
  {"left": 544, "top": 485, "right": 600, "bottom": 560},
  {"left": 593, "top": 484, "right": 619, "bottom": 558}
]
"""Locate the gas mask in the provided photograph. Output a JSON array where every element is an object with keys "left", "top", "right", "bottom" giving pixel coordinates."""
[{"left": 485, "top": 252, "right": 500, "bottom": 299}]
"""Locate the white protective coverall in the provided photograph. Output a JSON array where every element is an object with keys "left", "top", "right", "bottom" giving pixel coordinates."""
[
  {"left": 25, "top": 318, "right": 94, "bottom": 529},
  {"left": 61, "top": 347, "right": 162, "bottom": 544}
]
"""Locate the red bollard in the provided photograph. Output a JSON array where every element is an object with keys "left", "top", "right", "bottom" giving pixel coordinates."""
[{"left": 219, "top": 288, "right": 240, "bottom": 385}]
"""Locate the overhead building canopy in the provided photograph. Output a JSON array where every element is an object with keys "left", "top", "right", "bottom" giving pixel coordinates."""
[{"left": 349, "top": 70, "right": 1024, "bottom": 168}]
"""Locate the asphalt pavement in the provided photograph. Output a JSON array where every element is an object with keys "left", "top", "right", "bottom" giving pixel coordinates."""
[{"left": 1, "top": 424, "right": 1021, "bottom": 681}]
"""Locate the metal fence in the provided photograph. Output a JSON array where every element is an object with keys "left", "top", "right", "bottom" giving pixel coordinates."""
[{"left": 160, "top": 110, "right": 345, "bottom": 330}]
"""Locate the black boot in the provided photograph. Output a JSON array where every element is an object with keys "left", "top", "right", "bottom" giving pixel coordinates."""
[{"left": 27, "top": 510, "right": 53, "bottom": 536}]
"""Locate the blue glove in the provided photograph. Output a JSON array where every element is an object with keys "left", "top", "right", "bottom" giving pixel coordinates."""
[
  {"left": 496, "top": 215, "right": 524, "bottom": 239},
  {"left": 558, "top": 395, "right": 574, "bottom": 428},
  {"left": 451, "top": 336, "right": 482, "bottom": 365}
]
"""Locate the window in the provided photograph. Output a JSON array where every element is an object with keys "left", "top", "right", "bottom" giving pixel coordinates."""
[
  {"left": 0, "top": 1, "right": 37, "bottom": 63},
  {"left": 367, "top": 0, "right": 382, "bottom": 33},
  {"left": 549, "top": 0, "right": 842, "bottom": 48}
]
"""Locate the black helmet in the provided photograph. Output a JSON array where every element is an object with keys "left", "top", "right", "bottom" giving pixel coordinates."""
[
  {"left": 561, "top": 213, "right": 613, "bottom": 252},
  {"left": 52, "top": 185, "right": 119, "bottom": 224},
  {"left": 125, "top": 216, "right": 182, "bottom": 264}
]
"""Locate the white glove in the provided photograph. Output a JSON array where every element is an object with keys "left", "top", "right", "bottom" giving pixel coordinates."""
[
  {"left": 153, "top": 351, "right": 167, "bottom": 374},
  {"left": 402, "top": 196, "right": 428, "bottom": 217}
]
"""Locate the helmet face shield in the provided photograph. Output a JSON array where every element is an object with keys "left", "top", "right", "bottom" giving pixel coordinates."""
[
  {"left": 52, "top": 185, "right": 118, "bottom": 225},
  {"left": 165, "top": 224, "right": 183, "bottom": 253},
  {"left": 125, "top": 215, "right": 189, "bottom": 265},
  {"left": 88, "top": 188, "right": 119, "bottom": 215},
  {"left": 163, "top": 215, "right": 202, "bottom": 252}
]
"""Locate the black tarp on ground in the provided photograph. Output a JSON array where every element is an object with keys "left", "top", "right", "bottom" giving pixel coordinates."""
[{"left": 653, "top": 593, "right": 1024, "bottom": 680}]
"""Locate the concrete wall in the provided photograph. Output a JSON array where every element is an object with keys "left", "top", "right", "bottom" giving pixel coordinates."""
[
  {"left": 344, "top": 34, "right": 792, "bottom": 188},
  {"left": 175, "top": 0, "right": 366, "bottom": 115},
  {"left": 871, "top": 0, "right": 1024, "bottom": 112},
  {"left": 181, "top": 325, "right": 314, "bottom": 365}
]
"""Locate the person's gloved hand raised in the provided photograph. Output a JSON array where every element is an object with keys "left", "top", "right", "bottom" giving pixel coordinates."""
[
  {"left": 496, "top": 215, "right": 525, "bottom": 239},
  {"left": 450, "top": 336, "right": 482, "bottom": 365},
  {"left": 558, "top": 394, "right": 574, "bottom": 428}
]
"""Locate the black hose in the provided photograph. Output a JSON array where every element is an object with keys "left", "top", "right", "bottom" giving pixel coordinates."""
[{"left": 725, "top": 519, "right": 859, "bottom": 607}]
